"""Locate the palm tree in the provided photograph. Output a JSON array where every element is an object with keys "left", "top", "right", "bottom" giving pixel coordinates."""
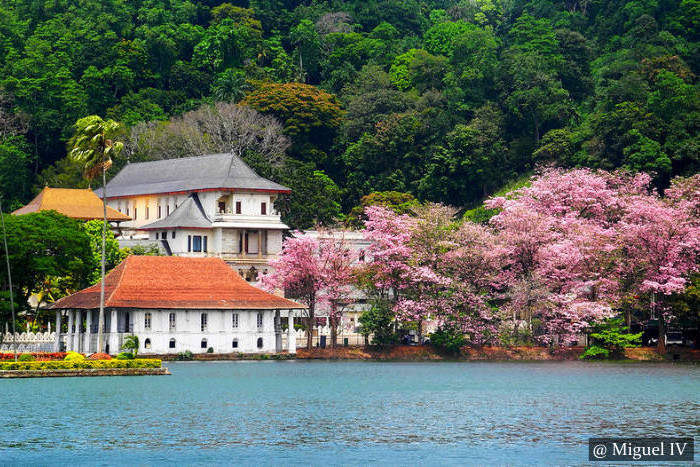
[{"left": 68, "top": 116, "right": 124, "bottom": 354}]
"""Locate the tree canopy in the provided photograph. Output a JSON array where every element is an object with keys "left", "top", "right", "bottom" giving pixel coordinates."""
[{"left": 0, "top": 0, "right": 696, "bottom": 228}]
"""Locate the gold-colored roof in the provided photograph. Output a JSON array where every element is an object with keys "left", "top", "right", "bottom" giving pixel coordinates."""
[{"left": 12, "top": 187, "right": 131, "bottom": 221}]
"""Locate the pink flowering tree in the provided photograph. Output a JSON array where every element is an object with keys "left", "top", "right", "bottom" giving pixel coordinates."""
[
  {"left": 261, "top": 235, "right": 322, "bottom": 350},
  {"left": 262, "top": 230, "right": 358, "bottom": 350},
  {"left": 317, "top": 231, "right": 358, "bottom": 348},
  {"left": 485, "top": 168, "right": 635, "bottom": 345},
  {"left": 615, "top": 190, "right": 700, "bottom": 353},
  {"left": 486, "top": 168, "right": 699, "bottom": 348}
]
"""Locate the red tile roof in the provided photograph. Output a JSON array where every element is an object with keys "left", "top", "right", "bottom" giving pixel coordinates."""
[
  {"left": 13, "top": 187, "right": 131, "bottom": 221},
  {"left": 50, "top": 256, "right": 305, "bottom": 310}
]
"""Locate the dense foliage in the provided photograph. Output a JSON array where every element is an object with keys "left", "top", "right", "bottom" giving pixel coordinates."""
[{"left": 0, "top": 0, "right": 696, "bottom": 227}]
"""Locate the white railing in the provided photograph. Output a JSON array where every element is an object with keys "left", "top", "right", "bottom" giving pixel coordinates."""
[{"left": 0, "top": 331, "right": 57, "bottom": 352}]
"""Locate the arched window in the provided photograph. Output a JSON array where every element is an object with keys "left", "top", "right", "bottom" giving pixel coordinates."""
[
  {"left": 144, "top": 338, "right": 151, "bottom": 349},
  {"left": 257, "top": 312, "right": 263, "bottom": 329},
  {"left": 232, "top": 339, "right": 238, "bottom": 349},
  {"left": 201, "top": 338, "right": 207, "bottom": 349},
  {"left": 257, "top": 337, "right": 263, "bottom": 349},
  {"left": 169, "top": 338, "right": 176, "bottom": 349},
  {"left": 144, "top": 312, "right": 152, "bottom": 330}
]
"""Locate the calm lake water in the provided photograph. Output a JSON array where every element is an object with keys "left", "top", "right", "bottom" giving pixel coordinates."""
[{"left": 1, "top": 361, "right": 698, "bottom": 465}]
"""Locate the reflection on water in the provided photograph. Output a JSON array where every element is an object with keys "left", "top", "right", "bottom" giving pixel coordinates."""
[{"left": 1, "top": 361, "right": 698, "bottom": 464}]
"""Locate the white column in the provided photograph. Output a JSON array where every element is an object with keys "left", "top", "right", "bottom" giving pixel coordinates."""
[
  {"left": 287, "top": 309, "right": 296, "bottom": 354},
  {"left": 108, "top": 309, "right": 119, "bottom": 355},
  {"left": 67, "top": 310, "right": 74, "bottom": 351},
  {"left": 85, "top": 310, "right": 93, "bottom": 353},
  {"left": 73, "top": 310, "right": 81, "bottom": 352},
  {"left": 54, "top": 310, "right": 62, "bottom": 352}
]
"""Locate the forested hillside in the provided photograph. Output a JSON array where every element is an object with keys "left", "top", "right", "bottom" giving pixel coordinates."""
[{"left": 0, "top": 0, "right": 698, "bottom": 228}]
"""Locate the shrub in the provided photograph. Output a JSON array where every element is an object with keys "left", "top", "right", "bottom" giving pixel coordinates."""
[
  {"left": 176, "top": 351, "right": 193, "bottom": 361},
  {"left": 207, "top": 347, "right": 214, "bottom": 353},
  {"left": 0, "top": 352, "right": 67, "bottom": 361},
  {"left": 0, "top": 359, "right": 162, "bottom": 371},
  {"left": 122, "top": 335, "right": 139, "bottom": 357},
  {"left": 582, "top": 318, "right": 642, "bottom": 359},
  {"left": 116, "top": 352, "right": 134, "bottom": 360},
  {"left": 87, "top": 352, "right": 112, "bottom": 360},
  {"left": 18, "top": 353, "right": 35, "bottom": 362},
  {"left": 64, "top": 351, "right": 85, "bottom": 362},
  {"left": 580, "top": 345, "right": 610, "bottom": 360},
  {"left": 430, "top": 326, "right": 467, "bottom": 355}
]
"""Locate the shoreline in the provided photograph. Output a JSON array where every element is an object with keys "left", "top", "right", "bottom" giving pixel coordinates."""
[
  {"left": 136, "top": 345, "right": 700, "bottom": 362},
  {"left": 0, "top": 367, "right": 171, "bottom": 378}
]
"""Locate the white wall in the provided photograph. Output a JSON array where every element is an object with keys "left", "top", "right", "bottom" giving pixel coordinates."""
[
  {"left": 109, "top": 194, "right": 189, "bottom": 229},
  {"left": 130, "top": 309, "right": 280, "bottom": 354}
]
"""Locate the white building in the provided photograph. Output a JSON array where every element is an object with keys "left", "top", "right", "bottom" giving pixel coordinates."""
[
  {"left": 97, "top": 153, "right": 289, "bottom": 281},
  {"left": 49, "top": 256, "right": 305, "bottom": 355}
]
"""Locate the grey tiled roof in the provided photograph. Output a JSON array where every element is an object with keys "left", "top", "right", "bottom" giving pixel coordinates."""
[
  {"left": 96, "top": 153, "right": 289, "bottom": 198},
  {"left": 139, "top": 193, "right": 211, "bottom": 230}
]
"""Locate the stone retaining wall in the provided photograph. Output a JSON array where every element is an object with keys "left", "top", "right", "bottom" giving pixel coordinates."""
[{"left": 0, "top": 367, "right": 170, "bottom": 378}]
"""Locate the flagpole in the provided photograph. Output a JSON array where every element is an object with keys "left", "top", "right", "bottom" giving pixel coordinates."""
[{"left": 0, "top": 198, "right": 17, "bottom": 362}]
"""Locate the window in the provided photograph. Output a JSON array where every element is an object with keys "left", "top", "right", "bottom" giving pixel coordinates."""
[
  {"left": 257, "top": 337, "right": 263, "bottom": 349},
  {"left": 359, "top": 250, "right": 366, "bottom": 262},
  {"left": 134, "top": 207, "right": 137, "bottom": 219},
  {"left": 192, "top": 235, "right": 202, "bottom": 252},
  {"left": 232, "top": 339, "right": 238, "bottom": 349},
  {"left": 167, "top": 205, "right": 170, "bottom": 216},
  {"left": 158, "top": 206, "right": 162, "bottom": 218},
  {"left": 162, "top": 231, "right": 167, "bottom": 240},
  {"left": 232, "top": 313, "right": 239, "bottom": 329},
  {"left": 201, "top": 313, "right": 207, "bottom": 331},
  {"left": 144, "top": 312, "right": 152, "bottom": 330},
  {"left": 203, "top": 236, "right": 208, "bottom": 252},
  {"left": 155, "top": 232, "right": 159, "bottom": 240},
  {"left": 145, "top": 207, "right": 149, "bottom": 219},
  {"left": 261, "top": 202, "right": 267, "bottom": 215},
  {"left": 201, "top": 338, "right": 207, "bottom": 349},
  {"left": 235, "top": 201, "right": 241, "bottom": 214},
  {"left": 126, "top": 207, "right": 130, "bottom": 216},
  {"left": 144, "top": 338, "right": 151, "bottom": 349},
  {"left": 169, "top": 313, "right": 176, "bottom": 330},
  {"left": 188, "top": 235, "right": 191, "bottom": 252},
  {"left": 257, "top": 312, "right": 263, "bottom": 329},
  {"left": 172, "top": 231, "right": 176, "bottom": 239},
  {"left": 218, "top": 201, "right": 226, "bottom": 213},
  {"left": 169, "top": 338, "right": 176, "bottom": 349}
]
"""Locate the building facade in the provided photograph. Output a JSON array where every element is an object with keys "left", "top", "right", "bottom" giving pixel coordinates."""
[
  {"left": 49, "top": 256, "right": 305, "bottom": 355},
  {"left": 97, "top": 153, "right": 290, "bottom": 280}
]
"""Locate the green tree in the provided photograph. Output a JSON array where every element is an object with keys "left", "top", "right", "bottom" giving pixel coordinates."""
[
  {"left": 68, "top": 116, "right": 124, "bottom": 353},
  {"left": 275, "top": 160, "right": 342, "bottom": 229},
  {"left": 0, "top": 136, "right": 33, "bottom": 209},
  {"left": 82, "top": 220, "right": 126, "bottom": 284},
  {"left": 0, "top": 211, "right": 93, "bottom": 319},
  {"left": 242, "top": 82, "right": 343, "bottom": 167}
]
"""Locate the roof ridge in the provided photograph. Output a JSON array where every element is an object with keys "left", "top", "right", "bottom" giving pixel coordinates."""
[
  {"left": 120, "top": 153, "right": 229, "bottom": 167},
  {"left": 104, "top": 257, "right": 128, "bottom": 307},
  {"left": 190, "top": 193, "right": 211, "bottom": 222}
]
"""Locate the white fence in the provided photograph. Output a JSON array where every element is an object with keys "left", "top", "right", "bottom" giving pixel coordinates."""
[{"left": 0, "top": 332, "right": 57, "bottom": 352}]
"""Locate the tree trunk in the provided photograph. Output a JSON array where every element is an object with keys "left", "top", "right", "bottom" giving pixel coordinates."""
[
  {"left": 306, "top": 298, "right": 315, "bottom": 350},
  {"left": 329, "top": 301, "right": 338, "bottom": 349},
  {"left": 416, "top": 318, "right": 423, "bottom": 345},
  {"left": 657, "top": 314, "right": 666, "bottom": 355},
  {"left": 97, "top": 164, "right": 107, "bottom": 353}
]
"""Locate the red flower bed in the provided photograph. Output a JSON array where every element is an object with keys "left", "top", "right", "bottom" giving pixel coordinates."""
[
  {"left": 0, "top": 352, "right": 67, "bottom": 361},
  {"left": 87, "top": 352, "right": 112, "bottom": 360}
]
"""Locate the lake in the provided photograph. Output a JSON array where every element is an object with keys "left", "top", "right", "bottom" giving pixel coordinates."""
[{"left": 1, "top": 361, "right": 698, "bottom": 465}]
